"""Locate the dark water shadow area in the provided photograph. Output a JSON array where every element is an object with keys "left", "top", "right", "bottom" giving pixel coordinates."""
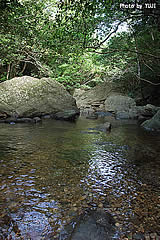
[{"left": 0, "top": 117, "right": 159, "bottom": 239}]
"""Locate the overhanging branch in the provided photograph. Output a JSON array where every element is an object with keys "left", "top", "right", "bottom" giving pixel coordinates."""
[
  {"left": 135, "top": 74, "right": 160, "bottom": 85},
  {"left": 87, "top": 15, "right": 142, "bottom": 49},
  {"left": 90, "top": 49, "right": 160, "bottom": 60},
  {"left": 21, "top": 50, "right": 52, "bottom": 75}
]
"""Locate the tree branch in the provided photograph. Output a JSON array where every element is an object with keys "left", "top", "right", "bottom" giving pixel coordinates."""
[
  {"left": 87, "top": 15, "right": 142, "bottom": 49},
  {"left": 90, "top": 49, "right": 160, "bottom": 59},
  {"left": 19, "top": 62, "right": 27, "bottom": 75},
  {"left": 135, "top": 74, "right": 160, "bottom": 85},
  {"left": 142, "top": 61, "right": 154, "bottom": 72},
  {"left": 96, "top": 22, "right": 122, "bottom": 48},
  {"left": 21, "top": 50, "right": 52, "bottom": 75}
]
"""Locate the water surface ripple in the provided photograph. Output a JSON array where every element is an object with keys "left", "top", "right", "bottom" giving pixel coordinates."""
[{"left": 0, "top": 118, "right": 159, "bottom": 239}]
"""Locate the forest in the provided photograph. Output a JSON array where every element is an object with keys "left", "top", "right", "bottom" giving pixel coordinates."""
[{"left": 0, "top": 0, "right": 160, "bottom": 103}]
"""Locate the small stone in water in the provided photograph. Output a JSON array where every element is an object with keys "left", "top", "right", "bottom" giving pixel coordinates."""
[
  {"left": 144, "top": 234, "right": 150, "bottom": 240},
  {"left": 133, "top": 232, "right": 145, "bottom": 240},
  {"left": 73, "top": 207, "right": 78, "bottom": 211},
  {"left": 80, "top": 195, "right": 86, "bottom": 201},
  {"left": 150, "top": 233, "right": 158, "bottom": 239},
  {"left": 98, "top": 203, "right": 103, "bottom": 208},
  {"left": 115, "top": 222, "right": 120, "bottom": 227}
]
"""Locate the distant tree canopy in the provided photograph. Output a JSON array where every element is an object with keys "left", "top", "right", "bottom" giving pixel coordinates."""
[{"left": 0, "top": 0, "right": 160, "bottom": 97}]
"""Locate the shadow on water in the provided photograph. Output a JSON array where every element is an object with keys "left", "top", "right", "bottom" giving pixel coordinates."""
[{"left": 0, "top": 117, "right": 159, "bottom": 239}]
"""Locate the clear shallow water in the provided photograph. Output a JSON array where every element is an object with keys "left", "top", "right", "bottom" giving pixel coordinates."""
[{"left": 0, "top": 117, "right": 159, "bottom": 239}]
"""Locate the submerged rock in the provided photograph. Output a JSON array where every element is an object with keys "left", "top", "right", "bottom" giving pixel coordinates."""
[
  {"left": 53, "top": 109, "right": 80, "bottom": 121},
  {"left": 95, "top": 111, "right": 114, "bottom": 117},
  {"left": 80, "top": 131, "right": 100, "bottom": 134},
  {"left": 16, "top": 118, "right": 33, "bottom": 123},
  {"left": 70, "top": 209, "right": 116, "bottom": 240},
  {"left": 116, "top": 111, "right": 130, "bottom": 119},
  {"left": 86, "top": 114, "right": 98, "bottom": 119},
  {"left": 95, "top": 122, "right": 111, "bottom": 132},
  {"left": 33, "top": 117, "right": 41, "bottom": 123},
  {"left": 0, "top": 117, "right": 42, "bottom": 124}
]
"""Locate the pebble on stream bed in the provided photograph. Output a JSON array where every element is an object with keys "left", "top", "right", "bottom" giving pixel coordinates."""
[{"left": 120, "top": 232, "right": 160, "bottom": 240}]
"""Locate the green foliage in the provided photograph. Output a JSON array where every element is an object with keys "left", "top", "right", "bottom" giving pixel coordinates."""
[
  {"left": 48, "top": 53, "right": 104, "bottom": 90},
  {"left": 0, "top": 73, "right": 7, "bottom": 83},
  {"left": 0, "top": 0, "right": 159, "bottom": 97}
]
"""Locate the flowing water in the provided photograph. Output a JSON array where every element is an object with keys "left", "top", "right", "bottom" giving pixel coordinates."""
[{"left": 0, "top": 117, "right": 159, "bottom": 239}]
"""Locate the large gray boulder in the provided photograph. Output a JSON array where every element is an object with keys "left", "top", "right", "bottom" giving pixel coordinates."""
[
  {"left": 0, "top": 76, "right": 79, "bottom": 119},
  {"left": 141, "top": 109, "right": 160, "bottom": 130},
  {"left": 104, "top": 94, "right": 137, "bottom": 119},
  {"left": 105, "top": 94, "right": 136, "bottom": 112},
  {"left": 73, "top": 82, "right": 115, "bottom": 112}
]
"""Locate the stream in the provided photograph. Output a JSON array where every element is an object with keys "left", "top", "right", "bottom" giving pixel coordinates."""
[{"left": 0, "top": 116, "right": 159, "bottom": 239}]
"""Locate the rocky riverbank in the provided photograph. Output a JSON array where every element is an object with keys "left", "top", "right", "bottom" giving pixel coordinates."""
[
  {"left": 0, "top": 77, "right": 160, "bottom": 130},
  {"left": 74, "top": 86, "right": 160, "bottom": 131}
]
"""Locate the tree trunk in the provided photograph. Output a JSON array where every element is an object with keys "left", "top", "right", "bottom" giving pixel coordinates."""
[
  {"left": 134, "top": 35, "right": 145, "bottom": 101},
  {"left": 7, "top": 64, "right": 11, "bottom": 80}
]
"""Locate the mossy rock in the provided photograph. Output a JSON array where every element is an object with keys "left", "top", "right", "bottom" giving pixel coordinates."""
[{"left": 0, "top": 76, "right": 79, "bottom": 119}]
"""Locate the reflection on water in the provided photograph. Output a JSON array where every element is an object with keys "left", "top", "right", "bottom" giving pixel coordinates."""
[{"left": 0, "top": 118, "right": 160, "bottom": 239}]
